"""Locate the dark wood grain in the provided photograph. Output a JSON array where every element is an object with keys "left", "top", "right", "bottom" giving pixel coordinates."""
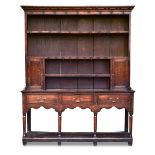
[
  {"left": 21, "top": 6, "right": 134, "bottom": 145},
  {"left": 58, "top": 112, "right": 62, "bottom": 145},
  {"left": 27, "top": 109, "right": 31, "bottom": 132},
  {"left": 129, "top": 115, "right": 133, "bottom": 135},
  {"left": 93, "top": 112, "right": 98, "bottom": 146},
  {"left": 125, "top": 109, "right": 128, "bottom": 132},
  {"left": 22, "top": 131, "right": 133, "bottom": 145},
  {"left": 27, "top": 58, "right": 44, "bottom": 89},
  {"left": 113, "top": 58, "right": 129, "bottom": 89}
]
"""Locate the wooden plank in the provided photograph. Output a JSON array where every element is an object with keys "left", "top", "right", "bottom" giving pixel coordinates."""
[{"left": 23, "top": 131, "right": 132, "bottom": 144}]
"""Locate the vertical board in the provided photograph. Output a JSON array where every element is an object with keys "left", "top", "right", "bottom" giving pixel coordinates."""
[
  {"left": 78, "top": 78, "right": 93, "bottom": 89},
  {"left": 61, "top": 78, "right": 77, "bottom": 89},
  {"left": 61, "top": 36, "right": 77, "bottom": 56},
  {"left": 27, "top": 15, "right": 61, "bottom": 31},
  {"left": 94, "top": 35, "right": 110, "bottom": 57},
  {"left": 78, "top": 17, "right": 93, "bottom": 31},
  {"left": 61, "top": 16, "right": 77, "bottom": 31},
  {"left": 27, "top": 35, "right": 61, "bottom": 56},
  {"left": 94, "top": 60, "right": 110, "bottom": 74},
  {"left": 111, "top": 15, "right": 129, "bottom": 31},
  {"left": 78, "top": 60, "right": 93, "bottom": 74},
  {"left": 45, "top": 77, "right": 60, "bottom": 89},
  {"left": 61, "top": 60, "right": 77, "bottom": 74},
  {"left": 94, "top": 78, "right": 110, "bottom": 89},
  {"left": 45, "top": 60, "right": 60, "bottom": 74},
  {"left": 110, "top": 35, "right": 128, "bottom": 57},
  {"left": 45, "top": 77, "right": 61, "bottom": 89},
  {"left": 78, "top": 36, "right": 93, "bottom": 56},
  {"left": 94, "top": 16, "right": 111, "bottom": 31}
]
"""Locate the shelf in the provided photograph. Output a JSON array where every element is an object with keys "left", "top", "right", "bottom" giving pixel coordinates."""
[
  {"left": 27, "top": 30, "right": 129, "bottom": 34},
  {"left": 27, "top": 34, "right": 128, "bottom": 57},
  {"left": 23, "top": 131, "right": 132, "bottom": 143},
  {"left": 45, "top": 74, "right": 110, "bottom": 77},
  {"left": 44, "top": 89, "right": 111, "bottom": 92},
  {"left": 44, "top": 56, "right": 127, "bottom": 60},
  {"left": 44, "top": 56, "right": 112, "bottom": 60},
  {"left": 22, "top": 88, "right": 133, "bottom": 93},
  {"left": 43, "top": 56, "right": 128, "bottom": 60}
]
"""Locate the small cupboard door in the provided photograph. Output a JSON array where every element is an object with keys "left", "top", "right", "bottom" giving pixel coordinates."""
[
  {"left": 27, "top": 57, "right": 44, "bottom": 89},
  {"left": 112, "top": 58, "right": 129, "bottom": 89}
]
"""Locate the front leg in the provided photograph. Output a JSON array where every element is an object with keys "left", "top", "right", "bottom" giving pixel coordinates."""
[
  {"left": 128, "top": 115, "right": 133, "bottom": 146},
  {"left": 124, "top": 109, "right": 128, "bottom": 132},
  {"left": 27, "top": 109, "right": 31, "bottom": 132}
]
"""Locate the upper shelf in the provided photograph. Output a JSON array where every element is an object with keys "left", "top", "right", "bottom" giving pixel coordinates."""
[{"left": 27, "top": 30, "right": 129, "bottom": 34}]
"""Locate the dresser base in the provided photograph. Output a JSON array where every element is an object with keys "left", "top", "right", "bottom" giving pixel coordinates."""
[{"left": 22, "top": 131, "right": 132, "bottom": 146}]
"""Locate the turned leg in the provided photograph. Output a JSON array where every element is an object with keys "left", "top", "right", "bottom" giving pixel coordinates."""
[
  {"left": 129, "top": 115, "right": 133, "bottom": 136},
  {"left": 128, "top": 115, "right": 133, "bottom": 146},
  {"left": 58, "top": 112, "right": 62, "bottom": 146},
  {"left": 93, "top": 112, "right": 97, "bottom": 146},
  {"left": 124, "top": 109, "right": 128, "bottom": 132},
  {"left": 22, "top": 94, "right": 27, "bottom": 145},
  {"left": 27, "top": 109, "right": 31, "bottom": 132},
  {"left": 23, "top": 113, "right": 26, "bottom": 136},
  {"left": 22, "top": 113, "right": 27, "bottom": 145}
]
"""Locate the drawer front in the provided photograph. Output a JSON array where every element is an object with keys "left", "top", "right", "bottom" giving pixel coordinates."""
[
  {"left": 97, "top": 94, "right": 130, "bottom": 105},
  {"left": 27, "top": 95, "right": 59, "bottom": 104},
  {"left": 62, "top": 95, "right": 93, "bottom": 105}
]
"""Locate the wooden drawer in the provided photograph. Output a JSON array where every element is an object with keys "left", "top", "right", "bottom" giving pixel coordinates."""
[
  {"left": 26, "top": 95, "right": 59, "bottom": 104},
  {"left": 62, "top": 94, "right": 93, "bottom": 105},
  {"left": 97, "top": 94, "right": 130, "bottom": 105}
]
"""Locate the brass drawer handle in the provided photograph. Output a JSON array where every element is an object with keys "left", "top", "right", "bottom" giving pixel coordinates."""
[
  {"left": 112, "top": 100, "right": 116, "bottom": 103},
  {"left": 109, "top": 97, "right": 119, "bottom": 101},
  {"left": 73, "top": 97, "right": 81, "bottom": 103},
  {"left": 38, "top": 96, "right": 46, "bottom": 103},
  {"left": 75, "top": 99, "right": 81, "bottom": 103}
]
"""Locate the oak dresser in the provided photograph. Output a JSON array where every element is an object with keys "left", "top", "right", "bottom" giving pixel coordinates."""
[{"left": 21, "top": 6, "right": 135, "bottom": 146}]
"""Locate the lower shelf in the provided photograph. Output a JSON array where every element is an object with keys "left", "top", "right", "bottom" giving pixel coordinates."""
[{"left": 23, "top": 131, "right": 132, "bottom": 145}]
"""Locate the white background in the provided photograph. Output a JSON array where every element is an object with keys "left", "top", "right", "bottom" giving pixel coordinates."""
[{"left": 0, "top": 0, "right": 155, "bottom": 154}]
